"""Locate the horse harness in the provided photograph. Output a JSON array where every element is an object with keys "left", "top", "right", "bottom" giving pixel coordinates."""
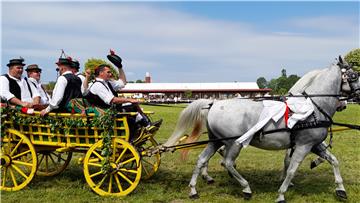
[{"left": 259, "top": 92, "right": 334, "bottom": 150}]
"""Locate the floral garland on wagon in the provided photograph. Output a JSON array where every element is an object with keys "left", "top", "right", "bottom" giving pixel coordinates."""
[{"left": 0, "top": 106, "right": 116, "bottom": 173}]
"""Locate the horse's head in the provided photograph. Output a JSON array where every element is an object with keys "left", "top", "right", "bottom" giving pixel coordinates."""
[{"left": 338, "top": 56, "right": 360, "bottom": 101}]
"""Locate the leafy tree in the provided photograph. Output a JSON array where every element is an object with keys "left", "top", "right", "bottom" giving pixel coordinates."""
[
  {"left": 184, "top": 90, "right": 192, "bottom": 99},
  {"left": 258, "top": 69, "right": 300, "bottom": 95},
  {"left": 287, "top": 74, "right": 301, "bottom": 88},
  {"left": 44, "top": 81, "right": 56, "bottom": 91},
  {"left": 345, "top": 48, "right": 360, "bottom": 72},
  {"left": 256, "top": 77, "right": 267, "bottom": 89},
  {"left": 84, "top": 58, "right": 119, "bottom": 80},
  {"left": 136, "top": 79, "right": 144, "bottom": 83}
]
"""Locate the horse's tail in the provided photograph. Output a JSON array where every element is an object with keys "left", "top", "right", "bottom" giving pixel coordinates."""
[{"left": 164, "top": 99, "right": 214, "bottom": 149}]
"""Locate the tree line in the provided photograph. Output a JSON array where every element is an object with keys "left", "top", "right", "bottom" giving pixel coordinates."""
[
  {"left": 256, "top": 69, "right": 300, "bottom": 95},
  {"left": 257, "top": 48, "right": 360, "bottom": 95}
]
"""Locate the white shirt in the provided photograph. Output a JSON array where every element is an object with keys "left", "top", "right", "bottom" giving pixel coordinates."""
[
  {"left": 44, "top": 71, "right": 73, "bottom": 113},
  {"left": 28, "top": 77, "right": 50, "bottom": 105},
  {"left": 0, "top": 73, "right": 40, "bottom": 103},
  {"left": 88, "top": 77, "right": 125, "bottom": 105},
  {"left": 76, "top": 72, "right": 87, "bottom": 95}
]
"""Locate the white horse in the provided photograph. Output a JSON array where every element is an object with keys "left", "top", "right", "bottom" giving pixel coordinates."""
[{"left": 163, "top": 57, "right": 359, "bottom": 202}]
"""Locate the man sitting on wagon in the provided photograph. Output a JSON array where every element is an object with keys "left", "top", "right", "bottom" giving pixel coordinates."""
[
  {"left": 40, "top": 57, "right": 82, "bottom": 116},
  {"left": 70, "top": 58, "right": 91, "bottom": 95},
  {"left": 25, "top": 64, "right": 50, "bottom": 106},
  {"left": 85, "top": 51, "right": 162, "bottom": 129},
  {"left": 0, "top": 57, "right": 40, "bottom": 107}
]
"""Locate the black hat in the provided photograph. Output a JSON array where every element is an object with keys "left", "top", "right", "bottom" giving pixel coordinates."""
[
  {"left": 70, "top": 59, "right": 80, "bottom": 70},
  {"left": 107, "top": 49, "right": 123, "bottom": 68},
  {"left": 7, "top": 58, "right": 26, "bottom": 67},
  {"left": 25, "top": 64, "right": 42, "bottom": 72},
  {"left": 56, "top": 57, "right": 72, "bottom": 66}
]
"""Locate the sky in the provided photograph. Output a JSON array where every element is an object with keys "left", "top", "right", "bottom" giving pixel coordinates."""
[{"left": 1, "top": 1, "right": 359, "bottom": 83}]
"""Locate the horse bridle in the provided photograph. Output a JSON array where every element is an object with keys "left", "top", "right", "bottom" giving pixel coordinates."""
[{"left": 338, "top": 60, "right": 360, "bottom": 100}]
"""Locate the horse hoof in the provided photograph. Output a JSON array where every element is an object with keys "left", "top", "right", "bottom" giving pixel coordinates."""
[
  {"left": 189, "top": 194, "right": 199, "bottom": 199},
  {"left": 336, "top": 190, "right": 347, "bottom": 200},
  {"left": 277, "top": 201, "right": 286, "bottom": 203},
  {"left": 243, "top": 192, "right": 252, "bottom": 200},
  {"left": 207, "top": 179, "right": 215, "bottom": 184}
]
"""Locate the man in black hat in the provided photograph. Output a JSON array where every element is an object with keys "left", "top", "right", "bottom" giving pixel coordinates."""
[
  {"left": 26, "top": 64, "right": 50, "bottom": 105},
  {"left": 0, "top": 58, "right": 40, "bottom": 107},
  {"left": 40, "top": 57, "right": 82, "bottom": 115},
  {"left": 70, "top": 58, "right": 91, "bottom": 95}
]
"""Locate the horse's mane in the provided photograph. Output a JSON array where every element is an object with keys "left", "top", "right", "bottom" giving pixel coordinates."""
[{"left": 289, "top": 64, "right": 337, "bottom": 94}]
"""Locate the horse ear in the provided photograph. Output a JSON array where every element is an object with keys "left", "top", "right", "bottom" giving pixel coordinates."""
[{"left": 339, "top": 55, "right": 343, "bottom": 64}]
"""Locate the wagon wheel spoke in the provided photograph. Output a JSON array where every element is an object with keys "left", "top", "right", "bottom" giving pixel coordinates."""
[
  {"left": 83, "top": 139, "right": 141, "bottom": 196},
  {"left": 0, "top": 129, "right": 37, "bottom": 191},
  {"left": 11, "top": 165, "right": 29, "bottom": 179},
  {"left": 45, "top": 155, "right": 49, "bottom": 173},
  {"left": 12, "top": 160, "right": 33, "bottom": 167},
  {"left": 38, "top": 154, "right": 45, "bottom": 165},
  {"left": 115, "top": 148, "right": 127, "bottom": 164},
  {"left": 50, "top": 152, "right": 67, "bottom": 162},
  {"left": 87, "top": 162, "right": 102, "bottom": 167},
  {"left": 119, "top": 157, "right": 136, "bottom": 166},
  {"left": 108, "top": 175, "right": 113, "bottom": 193},
  {"left": 92, "top": 151, "right": 105, "bottom": 161},
  {"left": 142, "top": 162, "right": 150, "bottom": 177},
  {"left": 10, "top": 139, "right": 23, "bottom": 156},
  {"left": 114, "top": 173, "right": 123, "bottom": 192},
  {"left": 12, "top": 150, "right": 31, "bottom": 159},
  {"left": 36, "top": 151, "right": 72, "bottom": 177},
  {"left": 2, "top": 167, "right": 8, "bottom": 187},
  {"left": 89, "top": 170, "right": 103, "bottom": 178},
  {"left": 117, "top": 171, "right": 134, "bottom": 185},
  {"left": 95, "top": 174, "right": 108, "bottom": 189},
  {"left": 119, "top": 168, "right": 139, "bottom": 174},
  {"left": 48, "top": 154, "right": 59, "bottom": 170},
  {"left": 8, "top": 167, "right": 18, "bottom": 187}
]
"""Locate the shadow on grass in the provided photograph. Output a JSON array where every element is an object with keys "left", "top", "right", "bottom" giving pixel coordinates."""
[{"left": 138, "top": 166, "right": 337, "bottom": 198}]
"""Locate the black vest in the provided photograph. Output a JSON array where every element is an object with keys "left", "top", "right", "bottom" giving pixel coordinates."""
[
  {"left": 1, "top": 74, "right": 22, "bottom": 102},
  {"left": 57, "top": 74, "right": 82, "bottom": 112},
  {"left": 85, "top": 81, "right": 117, "bottom": 109}
]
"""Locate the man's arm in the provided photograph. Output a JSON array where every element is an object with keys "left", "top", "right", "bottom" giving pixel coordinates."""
[
  {"left": 0, "top": 76, "right": 32, "bottom": 107},
  {"left": 111, "top": 97, "right": 138, "bottom": 104},
  {"left": 82, "top": 69, "right": 91, "bottom": 95},
  {"left": 29, "top": 80, "right": 41, "bottom": 105},
  {"left": 41, "top": 76, "right": 67, "bottom": 115},
  {"left": 118, "top": 67, "right": 127, "bottom": 85},
  {"left": 9, "top": 97, "right": 32, "bottom": 107}
]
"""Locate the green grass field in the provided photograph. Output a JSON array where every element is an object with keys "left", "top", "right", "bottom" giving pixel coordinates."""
[{"left": 1, "top": 104, "right": 359, "bottom": 203}]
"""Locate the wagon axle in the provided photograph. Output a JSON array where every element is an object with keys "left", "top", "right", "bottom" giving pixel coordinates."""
[{"left": 1, "top": 155, "right": 11, "bottom": 167}]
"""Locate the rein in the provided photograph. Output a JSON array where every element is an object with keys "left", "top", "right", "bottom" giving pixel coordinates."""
[{"left": 157, "top": 91, "right": 359, "bottom": 153}]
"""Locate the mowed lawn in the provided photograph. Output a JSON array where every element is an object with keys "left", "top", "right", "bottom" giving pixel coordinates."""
[{"left": 1, "top": 104, "right": 359, "bottom": 203}]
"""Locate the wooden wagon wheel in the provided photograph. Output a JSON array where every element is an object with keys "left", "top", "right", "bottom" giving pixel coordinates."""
[
  {"left": 83, "top": 138, "right": 142, "bottom": 196},
  {"left": 0, "top": 129, "right": 37, "bottom": 191},
  {"left": 138, "top": 137, "right": 161, "bottom": 180},
  {"left": 36, "top": 151, "right": 72, "bottom": 176}
]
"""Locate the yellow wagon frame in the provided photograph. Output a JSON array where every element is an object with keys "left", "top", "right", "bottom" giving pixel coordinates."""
[{"left": 1, "top": 110, "right": 161, "bottom": 196}]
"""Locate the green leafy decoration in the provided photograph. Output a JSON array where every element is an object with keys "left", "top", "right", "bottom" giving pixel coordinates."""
[{"left": 1, "top": 106, "right": 117, "bottom": 172}]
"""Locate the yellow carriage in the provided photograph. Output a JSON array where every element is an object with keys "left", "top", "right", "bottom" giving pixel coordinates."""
[{"left": 0, "top": 107, "right": 161, "bottom": 196}]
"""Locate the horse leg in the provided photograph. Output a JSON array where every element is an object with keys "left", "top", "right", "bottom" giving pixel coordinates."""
[
  {"left": 281, "top": 149, "right": 295, "bottom": 187},
  {"left": 311, "top": 145, "right": 347, "bottom": 200},
  {"left": 276, "top": 145, "right": 311, "bottom": 203},
  {"left": 201, "top": 161, "right": 215, "bottom": 184},
  {"left": 223, "top": 143, "right": 252, "bottom": 200},
  {"left": 189, "top": 142, "right": 221, "bottom": 199}
]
